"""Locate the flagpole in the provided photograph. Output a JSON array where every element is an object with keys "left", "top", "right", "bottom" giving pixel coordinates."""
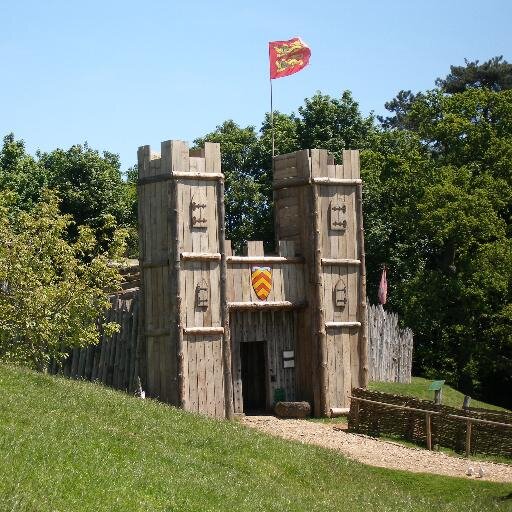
[{"left": 270, "top": 76, "right": 275, "bottom": 158}]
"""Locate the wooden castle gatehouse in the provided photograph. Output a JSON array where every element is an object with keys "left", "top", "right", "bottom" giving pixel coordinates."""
[{"left": 137, "top": 140, "right": 368, "bottom": 418}]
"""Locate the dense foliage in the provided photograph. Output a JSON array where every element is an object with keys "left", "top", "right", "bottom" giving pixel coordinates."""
[
  {"left": 0, "top": 136, "right": 134, "bottom": 368},
  {"left": 0, "top": 191, "right": 123, "bottom": 370}
]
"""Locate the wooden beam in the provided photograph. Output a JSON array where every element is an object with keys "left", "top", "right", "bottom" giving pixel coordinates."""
[
  {"left": 426, "top": 412, "right": 432, "bottom": 450},
  {"left": 183, "top": 327, "right": 225, "bottom": 335},
  {"left": 312, "top": 177, "right": 362, "bottom": 185},
  {"left": 321, "top": 258, "right": 361, "bottom": 266},
  {"left": 325, "top": 321, "right": 362, "bottom": 328},
  {"left": 356, "top": 182, "right": 369, "bottom": 388},
  {"left": 349, "top": 396, "right": 442, "bottom": 415},
  {"left": 173, "top": 171, "right": 223, "bottom": 180},
  {"left": 228, "top": 301, "right": 306, "bottom": 310},
  {"left": 465, "top": 419, "right": 472, "bottom": 457},
  {"left": 312, "top": 178, "right": 328, "bottom": 417},
  {"left": 217, "top": 177, "right": 234, "bottom": 420},
  {"left": 138, "top": 172, "right": 223, "bottom": 185},
  {"left": 227, "top": 256, "right": 304, "bottom": 264},
  {"left": 181, "top": 252, "right": 221, "bottom": 261}
]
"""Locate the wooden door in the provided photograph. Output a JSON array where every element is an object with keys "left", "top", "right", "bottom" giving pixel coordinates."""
[{"left": 240, "top": 341, "right": 267, "bottom": 413}]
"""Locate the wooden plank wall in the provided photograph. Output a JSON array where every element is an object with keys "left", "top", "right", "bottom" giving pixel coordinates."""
[
  {"left": 138, "top": 145, "right": 176, "bottom": 404},
  {"left": 230, "top": 310, "right": 297, "bottom": 413},
  {"left": 273, "top": 150, "right": 312, "bottom": 256},
  {"left": 273, "top": 148, "right": 365, "bottom": 411},
  {"left": 174, "top": 142, "right": 225, "bottom": 418},
  {"left": 226, "top": 242, "right": 306, "bottom": 304},
  {"left": 317, "top": 150, "right": 362, "bottom": 409}
]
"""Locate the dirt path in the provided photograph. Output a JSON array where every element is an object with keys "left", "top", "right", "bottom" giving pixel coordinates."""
[{"left": 240, "top": 415, "right": 512, "bottom": 483}]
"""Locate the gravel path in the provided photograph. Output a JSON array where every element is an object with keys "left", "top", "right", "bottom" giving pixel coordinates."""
[{"left": 240, "top": 415, "right": 512, "bottom": 483}]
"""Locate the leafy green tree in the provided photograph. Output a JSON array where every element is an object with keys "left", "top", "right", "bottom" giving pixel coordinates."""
[
  {"left": 364, "top": 86, "right": 512, "bottom": 405},
  {"left": 0, "top": 190, "right": 123, "bottom": 371},
  {"left": 0, "top": 134, "right": 47, "bottom": 209},
  {"left": 436, "top": 56, "right": 512, "bottom": 93},
  {"left": 377, "top": 90, "right": 423, "bottom": 130},
  {"left": 296, "top": 91, "right": 375, "bottom": 161},
  {"left": 39, "top": 143, "right": 132, "bottom": 253}
]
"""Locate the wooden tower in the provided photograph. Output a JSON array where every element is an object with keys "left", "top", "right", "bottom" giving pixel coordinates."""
[
  {"left": 273, "top": 149, "right": 368, "bottom": 416},
  {"left": 138, "top": 141, "right": 367, "bottom": 418}
]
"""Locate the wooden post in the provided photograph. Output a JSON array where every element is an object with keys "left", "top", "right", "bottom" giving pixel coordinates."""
[
  {"left": 217, "top": 177, "right": 234, "bottom": 420},
  {"left": 136, "top": 145, "right": 149, "bottom": 394},
  {"left": 171, "top": 173, "right": 185, "bottom": 409},
  {"left": 355, "top": 182, "right": 369, "bottom": 388},
  {"left": 353, "top": 399, "right": 360, "bottom": 431},
  {"left": 312, "top": 180, "right": 328, "bottom": 417},
  {"left": 465, "top": 418, "right": 472, "bottom": 457},
  {"left": 425, "top": 412, "right": 432, "bottom": 450}
]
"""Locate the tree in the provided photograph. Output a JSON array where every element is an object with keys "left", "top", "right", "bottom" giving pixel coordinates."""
[
  {"left": 0, "top": 191, "right": 123, "bottom": 370},
  {"left": 364, "top": 86, "right": 512, "bottom": 405},
  {"left": 436, "top": 56, "right": 512, "bottom": 93},
  {"left": 377, "top": 90, "right": 423, "bottom": 130},
  {"left": 296, "top": 91, "right": 375, "bottom": 161},
  {"left": 39, "top": 143, "right": 133, "bottom": 254},
  {"left": 0, "top": 134, "right": 47, "bottom": 210}
]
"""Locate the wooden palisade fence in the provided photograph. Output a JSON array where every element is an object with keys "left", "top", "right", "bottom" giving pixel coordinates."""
[
  {"left": 52, "top": 269, "right": 144, "bottom": 392},
  {"left": 367, "top": 303, "right": 413, "bottom": 383}
]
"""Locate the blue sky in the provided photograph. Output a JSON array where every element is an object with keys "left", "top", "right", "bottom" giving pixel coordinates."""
[{"left": 1, "top": 0, "right": 511, "bottom": 171}]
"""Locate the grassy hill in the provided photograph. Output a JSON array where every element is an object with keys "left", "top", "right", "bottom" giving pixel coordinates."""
[
  {"left": 0, "top": 366, "right": 511, "bottom": 512},
  {"left": 369, "top": 377, "right": 510, "bottom": 411}
]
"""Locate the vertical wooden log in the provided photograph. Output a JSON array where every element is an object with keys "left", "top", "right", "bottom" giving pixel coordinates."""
[
  {"left": 465, "top": 419, "right": 472, "bottom": 457},
  {"left": 426, "top": 412, "right": 432, "bottom": 450},
  {"left": 170, "top": 170, "right": 185, "bottom": 409},
  {"left": 353, "top": 399, "right": 360, "bottom": 431},
  {"left": 312, "top": 181, "right": 328, "bottom": 417},
  {"left": 356, "top": 182, "right": 369, "bottom": 388},
  {"left": 130, "top": 297, "right": 140, "bottom": 391},
  {"left": 136, "top": 145, "right": 149, "bottom": 393},
  {"left": 217, "top": 177, "right": 234, "bottom": 419},
  {"left": 77, "top": 347, "right": 86, "bottom": 378}
]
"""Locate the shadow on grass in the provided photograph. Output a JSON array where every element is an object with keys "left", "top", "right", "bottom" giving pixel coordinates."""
[{"left": 499, "top": 491, "right": 512, "bottom": 501}]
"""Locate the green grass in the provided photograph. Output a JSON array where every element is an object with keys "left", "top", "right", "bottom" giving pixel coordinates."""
[
  {"left": 369, "top": 377, "right": 510, "bottom": 412},
  {"left": 1, "top": 366, "right": 511, "bottom": 512}
]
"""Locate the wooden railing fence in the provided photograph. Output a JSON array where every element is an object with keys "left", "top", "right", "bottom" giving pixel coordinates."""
[{"left": 349, "top": 388, "right": 512, "bottom": 458}]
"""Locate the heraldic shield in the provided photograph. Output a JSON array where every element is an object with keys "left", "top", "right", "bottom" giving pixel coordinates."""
[{"left": 251, "top": 266, "right": 272, "bottom": 301}]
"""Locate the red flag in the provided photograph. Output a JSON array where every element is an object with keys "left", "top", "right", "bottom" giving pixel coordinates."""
[
  {"left": 269, "top": 37, "right": 311, "bottom": 79},
  {"left": 378, "top": 267, "right": 388, "bottom": 305}
]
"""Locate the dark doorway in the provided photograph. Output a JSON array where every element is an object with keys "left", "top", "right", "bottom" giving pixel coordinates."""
[{"left": 240, "top": 341, "right": 267, "bottom": 413}]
